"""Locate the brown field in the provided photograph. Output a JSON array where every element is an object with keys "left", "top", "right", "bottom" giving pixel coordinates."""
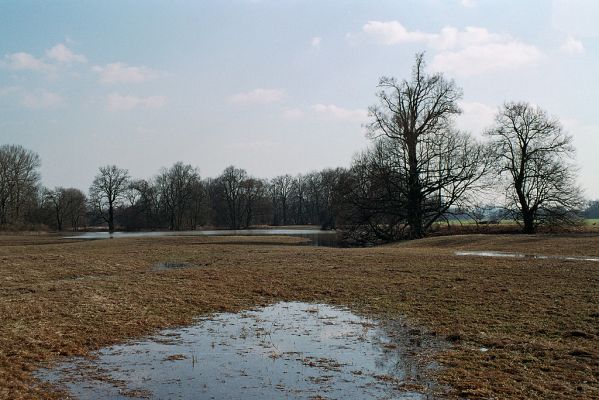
[{"left": 0, "top": 233, "right": 597, "bottom": 399}]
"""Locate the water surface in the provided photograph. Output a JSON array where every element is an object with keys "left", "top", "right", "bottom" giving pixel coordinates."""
[
  {"left": 37, "top": 302, "right": 440, "bottom": 399},
  {"left": 64, "top": 229, "right": 339, "bottom": 247},
  {"left": 455, "top": 250, "right": 599, "bottom": 262}
]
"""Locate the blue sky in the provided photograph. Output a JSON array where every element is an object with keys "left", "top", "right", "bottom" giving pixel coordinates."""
[{"left": 1, "top": 0, "right": 598, "bottom": 197}]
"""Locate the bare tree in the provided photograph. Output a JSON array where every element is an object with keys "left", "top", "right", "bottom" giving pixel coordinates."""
[
  {"left": 366, "top": 53, "right": 490, "bottom": 239},
  {"left": 43, "top": 187, "right": 66, "bottom": 231},
  {"left": 486, "top": 102, "right": 584, "bottom": 233},
  {"left": 242, "top": 177, "right": 267, "bottom": 228},
  {"left": 318, "top": 168, "right": 345, "bottom": 229},
  {"left": 129, "top": 179, "right": 161, "bottom": 228},
  {"left": 218, "top": 166, "right": 248, "bottom": 229},
  {"left": 270, "top": 174, "right": 293, "bottom": 225},
  {"left": 89, "top": 165, "right": 130, "bottom": 233},
  {"left": 0, "top": 145, "right": 41, "bottom": 226},
  {"left": 290, "top": 175, "right": 307, "bottom": 225},
  {"left": 156, "top": 162, "right": 201, "bottom": 230},
  {"left": 44, "top": 187, "right": 87, "bottom": 231},
  {"left": 338, "top": 139, "right": 409, "bottom": 243},
  {"left": 188, "top": 178, "right": 206, "bottom": 230},
  {"left": 63, "top": 188, "right": 87, "bottom": 231}
]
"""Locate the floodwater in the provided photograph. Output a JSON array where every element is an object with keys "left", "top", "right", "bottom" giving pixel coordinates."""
[
  {"left": 37, "top": 302, "right": 441, "bottom": 399},
  {"left": 63, "top": 229, "right": 339, "bottom": 247},
  {"left": 455, "top": 250, "right": 599, "bottom": 262}
]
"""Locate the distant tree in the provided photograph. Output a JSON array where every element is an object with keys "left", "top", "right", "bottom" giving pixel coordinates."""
[
  {"left": 242, "top": 177, "right": 267, "bottom": 228},
  {"left": 156, "top": 162, "right": 201, "bottom": 230},
  {"left": 188, "top": 178, "right": 206, "bottom": 230},
  {"left": 366, "top": 53, "right": 490, "bottom": 239},
  {"left": 44, "top": 187, "right": 87, "bottom": 231},
  {"left": 585, "top": 200, "right": 599, "bottom": 219},
  {"left": 486, "top": 102, "right": 584, "bottom": 233},
  {"left": 89, "top": 165, "right": 130, "bottom": 233},
  {"left": 128, "top": 179, "right": 161, "bottom": 229},
  {"left": 270, "top": 174, "right": 293, "bottom": 225},
  {"left": 218, "top": 166, "right": 248, "bottom": 229},
  {"left": 318, "top": 168, "right": 345, "bottom": 229},
  {"left": 304, "top": 172, "right": 323, "bottom": 225},
  {"left": 63, "top": 188, "right": 87, "bottom": 231},
  {"left": 289, "top": 175, "right": 307, "bottom": 225},
  {"left": 0, "top": 144, "right": 41, "bottom": 226}
]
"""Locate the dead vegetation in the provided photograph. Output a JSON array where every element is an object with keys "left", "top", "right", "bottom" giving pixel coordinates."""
[{"left": 0, "top": 233, "right": 597, "bottom": 399}]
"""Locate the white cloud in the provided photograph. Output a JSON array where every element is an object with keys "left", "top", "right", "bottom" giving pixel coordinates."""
[
  {"left": 362, "top": 21, "right": 434, "bottom": 46},
  {"left": 1, "top": 52, "right": 53, "bottom": 72},
  {"left": 312, "top": 104, "right": 368, "bottom": 123},
  {"left": 460, "top": 0, "right": 476, "bottom": 7},
  {"left": 229, "top": 88, "right": 285, "bottom": 105},
  {"left": 431, "top": 42, "right": 542, "bottom": 75},
  {"left": 93, "top": 63, "right": 160, "bottom": 84},
  {"left": 20, "top": 90, "right": 63, "bottom": 109},
  {"left": 311, "top": 37, "right": 322, "bottom": 47},
  {"left": 455, "top": 101, "right": 496, "bottom": 135},
  {"left": 281, "top": 104, "right": 368, "bottom": 123},
  {"left": 46, "top": 43, "right": 87, "bottom": 63},
  {"left": 360, "top": 21, "right": 542, "bottom": 76},
  {"left": 106, "top": 93, "right": 166, "bottom": 111},
  {"left": 560, "top": 36, "right": 585, "bottom": 54},
  {"left": 361, "top": 21, "right": 499, "bottom": 49}
]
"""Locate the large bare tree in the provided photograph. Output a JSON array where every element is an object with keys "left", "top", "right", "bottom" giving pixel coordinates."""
[
  {"left": 89, "top": 165, "right": 130, "bottom": 233},
  {"left": 366, "top": 53, "right": 490, "bottom": 239},
  {"left": 486, "top": 102, "right": 583, "bottom": 233}
]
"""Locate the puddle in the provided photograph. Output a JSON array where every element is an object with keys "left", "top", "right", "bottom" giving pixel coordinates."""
[
  {"left": 455, "top": 251, "right": 599, "bottom": 262},
  {"left": 152, "top": 261, "right": 196, "bottom": 271},
  {"left": 37, "top": 302, "right": 441, "bottom": 399}
]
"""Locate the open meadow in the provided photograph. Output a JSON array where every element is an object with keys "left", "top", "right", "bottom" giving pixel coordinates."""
[{"left": 0, "top": 233, "right": 597, "bottom": 399}]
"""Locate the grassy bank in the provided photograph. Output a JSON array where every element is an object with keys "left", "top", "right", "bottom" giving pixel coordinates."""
[{"left": 0, "top": 234, "right": 597, "bottom": 399}]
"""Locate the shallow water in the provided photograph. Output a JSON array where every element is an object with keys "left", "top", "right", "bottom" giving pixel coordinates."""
[
  {"left": 37, "top": 302, "right": 438, "bottom": 399},
  {"left": 63, "top": 229, "right": 339, "bottom": 247},
  {"left": 455, "top": 250, "right": 599, "bottom": 262}
]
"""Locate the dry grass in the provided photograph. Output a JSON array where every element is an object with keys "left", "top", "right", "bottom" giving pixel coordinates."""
[{"left": 0, "top": 233, "right": 597, "bottom": 399}]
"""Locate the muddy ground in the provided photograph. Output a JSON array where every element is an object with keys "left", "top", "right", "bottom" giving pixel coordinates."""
[{"left": 0, "top": 233, "right": 597, "bottom": 399}]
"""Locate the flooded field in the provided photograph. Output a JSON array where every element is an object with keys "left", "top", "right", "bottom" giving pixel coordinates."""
[
  {"left": 2, "top": 234, "right": 597, "bottom": 399},
  {"left": 63, "top": 229, "right": 340, "bottom": 247},
  {"left": 37, "top": 302, "right": 440, "bottom": 399}
]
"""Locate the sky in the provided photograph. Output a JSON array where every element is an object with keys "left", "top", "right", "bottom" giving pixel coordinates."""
[{"left": 1, "top": 0, "right": 598, "bottom": 198}]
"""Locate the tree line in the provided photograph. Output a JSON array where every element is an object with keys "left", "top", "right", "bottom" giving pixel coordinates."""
[
  {"left": 0, "top": 149, "right": 345, "bottom": 234},
  {"left": 0, "top": 54, "right": 591, "bottom": 242}
]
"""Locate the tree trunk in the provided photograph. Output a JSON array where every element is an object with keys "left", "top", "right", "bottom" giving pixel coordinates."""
[
  {"left": 515, "top": 179, "right": 535, "bottom": 234},
  {"left": 522, "top": 211, "right": 535, "bottom": 234},
  {"left": 108, "top": 203, "right": 115, "bottom": 233},
  {"left": 406, "top": 187, "right": 424, "bottom": 238},
  {"left": 55, "top": 209, "right": 63, "bottom": 231},
  {"left": 406, "top": 133, "right": 424, "bottom": 239}
]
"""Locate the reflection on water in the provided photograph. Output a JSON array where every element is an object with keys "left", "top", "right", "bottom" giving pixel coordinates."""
[
  {"left": 63, "top": 229, "right": 339, "bottom": 247},
  {"left": 455, "top": 250, "right": 599, "bottom": 262},
  {"left": 37, "top": 302, "right": 439, "bottom": 399}
]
